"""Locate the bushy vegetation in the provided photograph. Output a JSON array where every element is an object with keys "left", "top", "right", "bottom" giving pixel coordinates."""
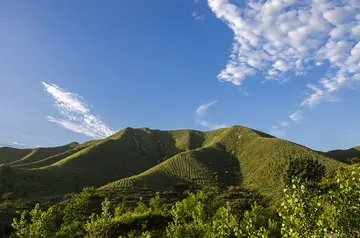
[
  {"left": 7, "top": 165, "right": 360, "bottom": 237},
  {"left": 283, "top": 157, "right": 325, "bottom": 187}
]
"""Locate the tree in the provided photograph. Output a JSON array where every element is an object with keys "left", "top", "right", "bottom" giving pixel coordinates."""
[
  {"left": 59, "top": 187, "right": 96, "bottom": 237},
  {"left": 284, "top": 157, "right": 325, "bottom": 187},
  {"left": 84, "top": 198, "right": 113, "bottom": 238}
]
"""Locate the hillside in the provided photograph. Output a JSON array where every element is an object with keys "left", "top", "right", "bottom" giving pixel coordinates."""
[
  {"left": 0, "top": 147, "right": 33, "bottom": 165},
  {"left": 100, "top": 126, "right": 344, "bottom": 200},
  {"left": 0, "top": 126, "right": 345, "bottom": 202},
  {"left": 325, "top": 146, "right": 360, "bottom": 164},
  {"left": 1, "top": 142, "right": 78, "bottom": 167}
]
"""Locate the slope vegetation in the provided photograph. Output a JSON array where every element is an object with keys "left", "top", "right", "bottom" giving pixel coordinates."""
[
  {"left": 101, "top": 126, "right": 344, "bottom": 200},
  {"left": 325, "top": 146, "right": 360, "bottom": 164},
  {"left": 0, "top": 147, "right": 32, "bottom": 165},
  {"left": 0, "top": 126, "right": 346, "bottom": 202},
  {"left": 2, "top": 142, "right": 78, "bottom": 167}
]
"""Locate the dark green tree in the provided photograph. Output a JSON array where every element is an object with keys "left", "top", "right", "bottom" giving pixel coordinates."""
[{"left": 284, "top": 157, "right": 325, "bottom": 187}]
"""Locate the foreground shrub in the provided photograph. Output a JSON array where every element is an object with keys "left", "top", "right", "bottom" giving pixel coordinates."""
[
  {"left": 84, "top": 198, "right": 113, "bottom": 238},
  {"left": 284, "top": 157, "right": 325, "bottom": 188},
  {"left": 280, "top": 165, "right": 360, "bottom": 237},
  {"left": 12, "top": 204, "right": 56, "bottom": 238}
]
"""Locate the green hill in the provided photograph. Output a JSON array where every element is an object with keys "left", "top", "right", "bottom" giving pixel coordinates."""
[
  {"left": 325, "top": 146, "right": 360, "bottom": 164},
  {"left": 13, "top": 141, "right": 100, "bottom": 169},
  {"left": 2, "top": 142, "right": 78, "bottom": 167},
  {"left": 0, "top": 147, "right": 32, "bottom": 165},
  {"left": 100, "top": 126, "right": 344, "bottom": 201},
  {"left": 0, "top": 126, "right": 346, "bottom": 202}
]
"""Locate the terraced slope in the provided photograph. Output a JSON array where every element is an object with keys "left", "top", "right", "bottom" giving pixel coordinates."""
[{"left": 100, "top": 147, "right": 240, "bottom": 192}]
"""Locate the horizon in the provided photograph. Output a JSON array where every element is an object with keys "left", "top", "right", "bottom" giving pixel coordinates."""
[
  {"left": 0, "top": 125, "right": 355, "bottom": 153},
  {"left": 1, "top": 0, "right": 360, "bottom": 151}
]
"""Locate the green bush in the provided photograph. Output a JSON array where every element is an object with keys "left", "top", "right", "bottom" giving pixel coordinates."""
[
  {"left": 284, "top": 157, "right": 325, "bottom": 187},
  {"left": 59, "top": 187, "right": 96, "bottom": 237},
  {"left": 84, "top": 198, "right": 113, "bottom": 238},
  {"left": 12, "top": 204, "right": 56, "bottom": 238}
]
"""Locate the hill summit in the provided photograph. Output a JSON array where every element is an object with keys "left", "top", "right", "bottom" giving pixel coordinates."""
[{"left": 0, "top": 125, "right": 346, "bottom": 202}]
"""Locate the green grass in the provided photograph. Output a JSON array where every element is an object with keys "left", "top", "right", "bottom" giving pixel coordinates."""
[
  {"left": 3, "top": 142, "right": 78, "bottom": 167},
  {"left": 99, "top": 147, "right": 240, "bottom": 192},
  {"left": 0, "top": 125, "right": 346, "bottom": 203},
  {"left": 99, "top": 126, "right": 344, "bottom": 202}
]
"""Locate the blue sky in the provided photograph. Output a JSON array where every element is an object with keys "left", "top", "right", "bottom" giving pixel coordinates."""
[{"left": 0, "top": 0, "right": 360, "bottom": 151}]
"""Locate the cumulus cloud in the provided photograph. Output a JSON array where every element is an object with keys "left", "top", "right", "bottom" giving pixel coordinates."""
[
  {"left": 207, "top": 0, "right": 360, "bottom": 107},
  {"left": 289, "top": 110, "right": 303, "bottom": 122},
  {"left": 195, "top": 100, "right": 227, "bottom": 130},
  {"left": 192, "top": 11, "right": 205, "bottom": 21},
  {"left": 43, "top": 82, "right": 115, "bottom": 139}
]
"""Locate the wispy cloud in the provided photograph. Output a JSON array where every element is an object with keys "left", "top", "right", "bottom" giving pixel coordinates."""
[
  {"left": 195, "top": 100, "right": 227, "bottom": 130},
  {"left": 192, "top": 11, "right": 205, "bottom": 21},
  {"left": 207, "top": 0, "right": 360, "bottom": 111},
  {"left": 289, "top": 110, "right": 303, "bottom": 123},
  {"left": 279, "top": 121, "right": 289, "bottom": 127},
  {"left": 43, "top": 82, "right": 115, "bottom": 139},
  {"left": 273, "top": 121, "right": 289, "bottom": 129},
  {"left": 12, "top": 142, "right": 27, "bottom": 147}
]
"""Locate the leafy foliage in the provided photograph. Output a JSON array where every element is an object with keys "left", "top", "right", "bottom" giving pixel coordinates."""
[
  {"left": 9, "top": 164, "right": 360, "bottom": 238},
  {"left": 284, "top": 157, "right": 326, "bottom": 187},
  {"left": 84, "top": 198, "right": 113, "bottom": 238},
  {"left": 12, "top": 204, "right": 56, "bottom": 238}
]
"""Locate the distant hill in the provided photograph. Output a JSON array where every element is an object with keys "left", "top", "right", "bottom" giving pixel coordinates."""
[
  {"left": 0, "top": 126, "right": 346, "bottom": 202},
  {"left": 0, "top": 147, "right": 32, "bottom": 164},
  {"left": 325, "top": 146, "right": 360, "bottom": 164}
]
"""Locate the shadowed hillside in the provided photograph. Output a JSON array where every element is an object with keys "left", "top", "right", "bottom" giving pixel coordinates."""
[
  {"left": 325, "top": 146, "right": 360, "bottom": 164},
  {"left": 0, "top": 147, "right": 32, "bottom": 165}
]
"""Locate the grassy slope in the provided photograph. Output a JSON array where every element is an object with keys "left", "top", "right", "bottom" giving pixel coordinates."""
[
  {"left": 3, "top": 142, "right": 79, "bottom": 167},
  {"left": 0, "top": 147, "right": 33, "bottom": 165},
  {"left": 0, "top": 126, "right": 346, "bottom": 202},
  {"left": 13, "top": 141, "right": 100, "bottom": 169},
  {"left": 325, "top": 146, "right": 360, "bottom": 164},
  {"left": 0, "top": 128, "right": 204, "bottom": 198},
  {"left": 100, "top": 126, "right": 344, "bottom": 201},
  {"left": 100, "top": 147, "right": 240, "bottom": 192}
]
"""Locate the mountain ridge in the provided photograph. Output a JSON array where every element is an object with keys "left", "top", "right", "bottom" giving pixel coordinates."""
[{"left": 0, "top": 125, "right": 348, "bottom": 203}]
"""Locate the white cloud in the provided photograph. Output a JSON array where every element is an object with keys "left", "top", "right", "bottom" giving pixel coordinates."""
[
  {"left": 195, "top": 100, "right": 227, "bottom": 130},
  {"left": 272, "top": 121, "right": 288, "bottom": 129},
  {"left": 279, "top": 121, "right": 288, "bottom": 127},
  {"left": 207, "top": 0, "right": 360, "bottom": 107},
  {"left": 12, "top": 142, "right": 27, "bottom": 147},
  {"left": 289, "top": 110, "right": 303, "bottom": 122},
  {"left": 43, "top": 82, "right": 115, "bottom": 139},
  {"left": 192, "top": 11, "right": 205, "bottom": 21}
]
